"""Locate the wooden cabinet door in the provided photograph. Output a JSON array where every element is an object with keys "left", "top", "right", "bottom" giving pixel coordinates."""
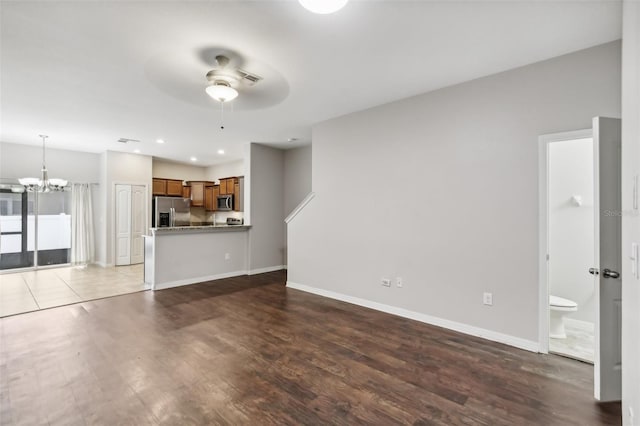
[
  {"left": 213, "top": 185, "right": 220, "bottom": 211},
  {"left": 233, "top": 183, "right": 241, "bottom": 211},
  {"left": 204, "top": 185, "right": 215, "bottom": 211},
  {"left": 152, "top": 179, "right": 166, "bottom": 196},
  {"left": 190, "top": 182, "right": 204, "bottom": 207},
  {"left": 182, "top": 185, "right": 191, "bottom": 199},
  {"left": 166, "top": 179, "right": 183, "bottom": 197},
  {"left": 218, "top": 179, "right": 227, "bottom": 195},
  {"left": 226, "top": 178, "right": 236, "bottom": 195}
]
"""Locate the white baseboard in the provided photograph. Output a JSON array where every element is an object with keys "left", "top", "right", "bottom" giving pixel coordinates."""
[
  {"left": 153, "top": 270, "right": 248, "bottom": 291},
  {"left": 565, "top": 318, "right": 594, "bottom": 332},
  {"left": 248, "top": 265, "right": 285, "bottom": 275},
  {"left": 286, "top": 281, "right": 540, "bottom": 353}
]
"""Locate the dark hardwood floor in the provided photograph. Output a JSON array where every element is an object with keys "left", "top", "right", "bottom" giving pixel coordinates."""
[{"left": 0, "top": 271, "right": 621, "bottom": 425}]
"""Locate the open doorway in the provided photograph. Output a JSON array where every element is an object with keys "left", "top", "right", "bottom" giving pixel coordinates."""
[
  {"left": 546, "top": 133, "right": 595, "bottom": 363},
  {"left": 539, "top": 117, "right": 622, "bottom": 402}
]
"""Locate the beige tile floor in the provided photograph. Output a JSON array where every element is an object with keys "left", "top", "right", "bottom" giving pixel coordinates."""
[
  {"left": 0, "top": 264, "right": 148, "bottom": 317},
  {"left": 549, "top": 320, "right": 595, "bottom": 364}
]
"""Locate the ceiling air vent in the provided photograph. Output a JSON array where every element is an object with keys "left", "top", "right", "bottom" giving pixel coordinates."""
[
  {"left": 236, "top": 68, "right": 263, "bottom": 86},
  {"left": 117, "top": 138, "right": 140, "bottom": 144}
]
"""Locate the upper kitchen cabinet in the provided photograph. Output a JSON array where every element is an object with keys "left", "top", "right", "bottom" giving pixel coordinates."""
[
  {"left": 219, "top": 177, "right": 238, "bottom": 195},
  {"left": 152, "top": 178, "right": 166, "bottom": 196},
  {"left": 204, "top": 186, "right": 214, "bottom": 211},
  {"left": 166, "top": 179, "right": 183, "bottom": 197},
  {"left": 182, "top": 185, "right": 191, "bottom": 199},
  {"left": 188, "top": 181, "right": 215, "bottom": 208},
  {"left": 153, "top": 178, "right": 184, "bottom": 197},
  {"left": 233, "top": 182, "right": 241, "bottom": 212}
]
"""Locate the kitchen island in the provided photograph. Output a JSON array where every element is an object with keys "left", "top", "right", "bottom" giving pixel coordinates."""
[{"left": 144, "top": 225, "right": 251, "bottom": 290}]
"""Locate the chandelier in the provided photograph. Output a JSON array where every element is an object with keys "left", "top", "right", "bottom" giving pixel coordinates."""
[{"left": 18, "top": 135, "right": 68, "bottom": 192}]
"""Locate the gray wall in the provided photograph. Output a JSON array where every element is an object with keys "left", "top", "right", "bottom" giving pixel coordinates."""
[
  {"left": 152, "top": 160, "right": 207, "bottom": 181},
  {"left": 284, "top": 145, "right": 312, "bottom": 216},
  {"left": 248, "top": 143, "right": 285, "bottom": 271},
  {"left": 206, "top": 160, "right": 244, "bottom": 183},
  {"left": 288, "top": 41, "right": 621, "bottom": 345}
]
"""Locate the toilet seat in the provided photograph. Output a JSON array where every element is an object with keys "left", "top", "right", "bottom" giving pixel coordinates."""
[{"left": 550, "top": 295, "right": 577, "bottom": 309}]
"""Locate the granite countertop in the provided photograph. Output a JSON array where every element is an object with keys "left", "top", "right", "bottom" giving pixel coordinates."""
[{"left": 150, "top": 224, "right": 251, "bottom": 235}]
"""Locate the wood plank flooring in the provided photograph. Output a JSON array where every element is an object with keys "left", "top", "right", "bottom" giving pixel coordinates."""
[{"left": 0, "top": 271, "right": 621, "bottom": 425}]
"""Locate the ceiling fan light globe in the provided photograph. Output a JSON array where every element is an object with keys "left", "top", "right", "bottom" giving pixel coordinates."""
[
  {"left": 299, "top": 0, "right": 348, "bottom": 14},
  {"left": 19, "top": 177, "right": 41, "bottom": 187},
  {"left": 206, "top": 84, "right": 238, "bottom": 102},
  {"left": 49, "top": 178, "right": 68, "bottom": 188}
]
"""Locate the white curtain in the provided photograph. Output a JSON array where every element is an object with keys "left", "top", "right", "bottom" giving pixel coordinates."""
[{"left": 71, "top": 183, "right": 95, "bottom": 265}]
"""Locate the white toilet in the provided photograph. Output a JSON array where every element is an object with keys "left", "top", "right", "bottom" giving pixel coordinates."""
[{"left": 549, "top": 295, "right": 578, "bottom": 339}]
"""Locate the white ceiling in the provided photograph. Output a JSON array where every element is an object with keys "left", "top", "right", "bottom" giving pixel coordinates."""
[{"left": 1, "top": 0, "right": 621, "bottom": 166}]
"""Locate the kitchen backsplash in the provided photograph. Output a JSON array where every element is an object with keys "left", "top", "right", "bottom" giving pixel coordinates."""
[
  {"left": 189, "top": 207, "right": 243, "bottom": 224},
  {"left": 207, "top": 210, "right": 243, "bottom": 224}
]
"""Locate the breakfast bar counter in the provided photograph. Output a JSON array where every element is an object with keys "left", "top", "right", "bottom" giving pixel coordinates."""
[{"left": 144, "top": 225, "right": 251, "bottom": 290}]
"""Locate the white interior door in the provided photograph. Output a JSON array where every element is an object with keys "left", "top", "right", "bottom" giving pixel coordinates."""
[
  {"left": 592, "top": 116, "right": 622, "bottom": 401},
  {"left": 130, "top": 185, "right": 146, "bottom": 265},
  {"left": 115, "top": 184, "right": 132, "bottom": 266}
]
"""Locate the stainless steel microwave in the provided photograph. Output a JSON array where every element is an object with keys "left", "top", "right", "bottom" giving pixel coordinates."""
[{"left": 216, "top": 194, "right": 233, "bottom": 211}]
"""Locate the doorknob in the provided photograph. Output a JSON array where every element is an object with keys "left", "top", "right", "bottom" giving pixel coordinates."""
[
  {"left": 602, "top": 268, "right": 620, "bottom": 279},
  {"left": 589, "top": 268, "right": 599, "bottom": 275}
]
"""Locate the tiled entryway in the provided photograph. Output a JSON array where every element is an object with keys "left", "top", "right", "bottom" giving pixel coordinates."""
[{"left": 0, "top": 264, "right": 148, "bottom": 317}]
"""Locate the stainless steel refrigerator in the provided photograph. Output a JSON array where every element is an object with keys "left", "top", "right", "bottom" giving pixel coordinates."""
[{"left": 154, "top": 197, "right": 191, "bottom": 227}]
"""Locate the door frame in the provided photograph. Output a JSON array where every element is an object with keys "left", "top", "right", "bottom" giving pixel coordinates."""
[{"left": 538, "top": 128, "right": 593, "bottom": 353}]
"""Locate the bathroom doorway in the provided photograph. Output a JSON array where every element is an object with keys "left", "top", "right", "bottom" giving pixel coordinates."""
[
  {"left": 545, "top": 133, "right": 595, "bottom": 363},
  {"left": 539, "top": 117, "right": 623, "bottom": 402}
]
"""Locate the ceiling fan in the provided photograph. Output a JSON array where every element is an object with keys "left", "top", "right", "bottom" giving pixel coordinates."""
[{"left": 205, "top": 54, "right": 263, "bottom": 103}]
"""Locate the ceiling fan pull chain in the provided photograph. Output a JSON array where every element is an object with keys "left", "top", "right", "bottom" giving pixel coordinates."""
[{"left": 220, "top": 101, "right": 225, "bottom": 130}]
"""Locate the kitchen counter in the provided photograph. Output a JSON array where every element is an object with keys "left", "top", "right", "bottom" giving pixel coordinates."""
[
  {"left": 144, "top": 224, "right": 251, "bottom": 290},
  {"left": 150, "top": 224, "right": 251, "bottom": 235}
]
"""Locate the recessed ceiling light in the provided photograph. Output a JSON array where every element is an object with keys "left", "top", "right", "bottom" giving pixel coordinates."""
[
  {"left": 133, "top": 149, "right": 141, "bottom": 154},
  {"left": 217, "top": 149, "right": 225, "bottom": 155},
  {"left": 156, "top": 139, "right": 165, "bottom": 144},
  {"left": 288, "top": 138, "right": 299, "bottom": 142},
  {"left": 299, "top": 0, "right": 348, "bottom": 14},
  {"left": 190, "top": 157, "right": 197, "bottom": 162}
]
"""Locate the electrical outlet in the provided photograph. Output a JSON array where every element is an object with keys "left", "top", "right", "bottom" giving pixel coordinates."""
[
  {"left": 396, "top": 277, "right": 403, "bottom": 288},
  {"left": 225, "top": 253, "right": 231, "bottom": 261},
  {"left": 483, "top": 292, "right": 493, "bottom": 306},
  {"left": 381, "top": 278, "right": 391, "bottom": 287}
]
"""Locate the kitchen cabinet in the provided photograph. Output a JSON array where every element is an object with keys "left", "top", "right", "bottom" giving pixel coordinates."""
[
  {"left": 219, "top": 177, "right": 238, "bottom": 195},
  {"left": 214, "top": 185, "right": 220, "bottom": 203},
  {"left": 204, "top": 186, "right": 215, "bottom": 211},
  {"left": 233, "top": 183, "right": 241, "bottom": 212},
  {"left": 189, "top": 182, "right": 204, "bottom": 207},
  {"left": 182, "top": 185, "right": 191, "bottom": 199},
  {"left": 187, "top": 181, "right": 215, "bottom": 208},
  {"left": 219, "top": 179, "right": 228, "bottom": 195},
  {"left": 153, "top": 178, "right": 184, "bottom": 197},
  {"left": 152, "top": 179, "right": 166, "bottom": 196},
  {"left": 166, "top": 179, "right": 183, "bottom": 197}
]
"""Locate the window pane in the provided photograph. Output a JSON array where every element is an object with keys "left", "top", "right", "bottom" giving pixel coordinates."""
[
  {"left": 0, "top": 191, "right": 34, "bottom": 270},
  {"left": 36, "top": 191, "right": 71, "bottom": 266}
]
